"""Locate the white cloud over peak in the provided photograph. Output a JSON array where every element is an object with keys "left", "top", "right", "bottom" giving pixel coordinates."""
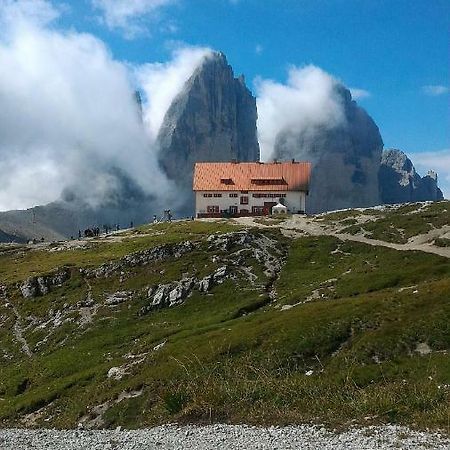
[
  {"left": 92, "top": 0, "right": 175, "bottom": 38},
  {"left": 422, "top": 85, "right": 449, "bottom": 96},
  {"left": 350, "top": 87, "right": 371, "bottom": 100},
  {"left": 410, "top": 149, "right": 450, "bottom": 199},
  {"left": 255, "top": 65, "right": 347, "bottom": 161},
  {"left": 136, "top": 45, "right": 212, "bottom": 140}
]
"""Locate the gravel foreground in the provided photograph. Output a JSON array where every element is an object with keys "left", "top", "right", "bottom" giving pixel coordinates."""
[{"left": 0, "top": 425, "right": 449, "bottom": 450}]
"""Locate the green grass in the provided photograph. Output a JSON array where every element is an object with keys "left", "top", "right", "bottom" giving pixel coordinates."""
[
  {"left": 339, "top": 202, "right": 450, "bottom": 244},
  {"left": 0, "top": 218, "right": 448, "bottom": 432},
  {"left": 0, "top": 220, "right": 239, "bottom": 285}
]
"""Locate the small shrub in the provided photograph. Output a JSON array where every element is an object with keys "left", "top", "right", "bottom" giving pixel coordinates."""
[{"left": 163, "top": 391, "right": 189, "bottom": 414}]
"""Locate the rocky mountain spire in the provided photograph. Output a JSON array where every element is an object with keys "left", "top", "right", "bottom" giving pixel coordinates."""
[
  {"left": 156, "top": 51, "right": 260, "bottom": 213},
  {"left": 379, "top": 149, "right": 444, "bottom": 203},
  {"left": 273, "top": 85, "right": 383, "bottom": 213}
]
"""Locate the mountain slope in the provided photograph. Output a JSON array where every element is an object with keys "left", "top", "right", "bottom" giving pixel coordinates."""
[{"left": 0, "top": 203, "right": 449, "bottom": 430}]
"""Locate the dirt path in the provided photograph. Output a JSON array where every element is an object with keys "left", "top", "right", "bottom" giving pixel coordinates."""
[
  {"left": 234, "top": 216, "right": 450, "bottom": 259},
  {"left": 11, "top": 305, "right": 33, "bottom": 358},
  {"left": 0, "top": 285, "right": 33, "bottom": 357}
]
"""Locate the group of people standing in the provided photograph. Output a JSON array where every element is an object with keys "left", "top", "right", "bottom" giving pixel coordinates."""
[{"left": 77, "top": 211, "right": 178, "bottom": 240}]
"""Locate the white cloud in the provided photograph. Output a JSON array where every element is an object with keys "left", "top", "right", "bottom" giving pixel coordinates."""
[
  {"left": 91, "top": 0, "right": 175, "bottom": 38},
  {"left": 422, "top": 85, "right": 449, "bottom": 96},
  {"left": 255, "top": 44, "right": 263, "bottom": 55},
  {"left": 410, "top": 149, "right": 450, "bottom": 199},
  {"left": 0, "top": 0, "right": 60, "bottom": 27},
  {"left": 135, "top": 45, "right": 212, "bottom": 140},
  {"left": 350, "top": 87, "right": 370, "bottom": 99},
  {"left": 255, "top": 65, "right": 347, "bottom": 161},
  {"left": 0, "top": 0, "right": 175, "bottom": 211}
]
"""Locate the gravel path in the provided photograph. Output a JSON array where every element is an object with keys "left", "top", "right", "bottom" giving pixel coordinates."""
[{"left": 0, "top": 425, "right": 448, "bottom": 450}]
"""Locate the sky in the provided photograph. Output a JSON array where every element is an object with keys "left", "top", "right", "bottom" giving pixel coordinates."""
[{"left": 0, "top": 0, "right": 448, "bottom": 208}]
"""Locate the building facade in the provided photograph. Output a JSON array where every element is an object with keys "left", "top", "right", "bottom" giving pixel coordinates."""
[{"left": 193, "top": 161, "right": 311, "bottom": 218}]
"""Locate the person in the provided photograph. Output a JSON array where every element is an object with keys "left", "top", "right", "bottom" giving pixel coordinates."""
[
  {"left": 78, "top": 230, "right": 82, "bottom": 239},
  {"left": 153, "top": 215, "right": 157, "bottom": 223},
  {"left": 167, "top": 209, "right": 172, "bottom": 222},
  {"left": 130, "top": 221, "right": 134, "bottom": 228}
]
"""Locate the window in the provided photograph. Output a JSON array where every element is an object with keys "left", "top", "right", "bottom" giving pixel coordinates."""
[
  {"left": 229, "top": 206, "right": 238, "bottom": 214},
  {"left": 252, "top": 193, "right": 287, "bottom": 199},
  {"left": 207, "top": 205, "right": 219, "bottom": 213},
  {"left": 203, "top": 193, "right": 213, "bottom": 198},
  {"left": 251, "top": 178, "right": 285, "bottom": 185},
  {"left": 240, "top": 196, "right": 249, "bottom": 205},
  {"left": 229, "top": 193, "right": 238, "bottom": 198},
  {"left": 252, "top": 206, "right": 264, "bottom": 214},
  {"left": 213, "top": 193, "right": 222, "bottom": 197}
]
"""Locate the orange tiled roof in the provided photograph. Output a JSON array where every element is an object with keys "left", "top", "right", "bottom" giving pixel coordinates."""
[{"left": 193, "top": 161, "right": 311, "bottom": 191}]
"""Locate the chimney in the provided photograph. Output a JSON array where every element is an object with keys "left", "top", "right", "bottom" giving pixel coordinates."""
[{"left": 292, "top": 158, "right": 295, "bottom": 164}]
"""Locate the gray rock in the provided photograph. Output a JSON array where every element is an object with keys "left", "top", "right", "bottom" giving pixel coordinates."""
[
  {"left": 213, "top": 266, "right": 227, "bottom": 282},
  {"left": 379, "top": 149, "right": 444, "bottom": 204},
  {"left": 198, "top": 275, "right": 213, "bottom": 292},
  {"left": 89, "top": 241, "right": 198, "bottom": 279},
  {"left": 157, "top": 51, "right": 260, "bottom": 214},
  {"left": 273, "top": 85, "right": 383, "bottom": 213},
  {"left": 20, "top": 278, "right": 39, "bottom": 299},
  {"left": 19, "top": 268, "right": 71, "bottom": 298},
  {"left": 105, "top": 291, "right": 132, "bottom": 306}
]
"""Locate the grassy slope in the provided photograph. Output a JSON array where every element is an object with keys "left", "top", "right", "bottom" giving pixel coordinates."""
[
  {"left": 0, "top": 213, "right": 449, "bottom": 431},
  {"left": 326, "top": 201, "right": 450, "bottom": 244}
]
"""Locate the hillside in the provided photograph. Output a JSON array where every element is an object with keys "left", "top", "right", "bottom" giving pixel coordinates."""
[{"left": 0, "top": 201, "right": 449, "bottom": 431}]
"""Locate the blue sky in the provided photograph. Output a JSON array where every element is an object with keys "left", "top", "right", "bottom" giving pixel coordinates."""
[{"left": 58, "top": 0, "right": 449, "bottom": 154}]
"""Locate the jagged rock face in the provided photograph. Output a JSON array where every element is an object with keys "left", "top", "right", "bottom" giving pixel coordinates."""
[
  {"left": 273, "top": 86, "right": 383, "bottom": 213},
  {"left": 379, "top": 149, "right": 444, "bottom": 204},
  {"left": 157, "top": 52, "right": 260, "bottom": 214}
]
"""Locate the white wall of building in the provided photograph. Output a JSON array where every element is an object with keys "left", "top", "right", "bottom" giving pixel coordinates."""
[{"left": 195, "top": 190, "right": 307, "bottom": 216}]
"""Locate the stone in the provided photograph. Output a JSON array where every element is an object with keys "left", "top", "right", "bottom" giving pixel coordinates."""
[
  {"left": 19, "top": 268, "right": 71, "bottom": 299},
  {"left": 20, "top": 278, "right": 39, "bottom": 299},
  {"left": 105, "top": 291, "right": 132, "bottom": 306},
  {"left": 107, "top": 367, "right": 126, "bottom": 381}
]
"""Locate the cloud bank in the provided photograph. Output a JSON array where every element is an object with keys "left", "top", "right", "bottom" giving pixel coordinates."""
[
  {"left": 255, "top": 65, "right": 347, "bottom": 161},
  {"left": 0, "top": 0, "right": 193, "bottom": 212}
]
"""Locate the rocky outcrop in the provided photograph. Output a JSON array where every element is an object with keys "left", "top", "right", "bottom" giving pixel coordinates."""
[
  {"left": 379, "top": 149, "right": 444, "bottom": 204},
  {"left": 20, "top": 268, "right": 71, "bottom": 299},
  {"left": 157, "top": 52, "right": 260, "bottom": 214},
  {"left": 273, "top": 85, "right": 383, "bottom": 214},
  {"left": 85, "top": 240, "right": 198, "bottom": 279}
]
